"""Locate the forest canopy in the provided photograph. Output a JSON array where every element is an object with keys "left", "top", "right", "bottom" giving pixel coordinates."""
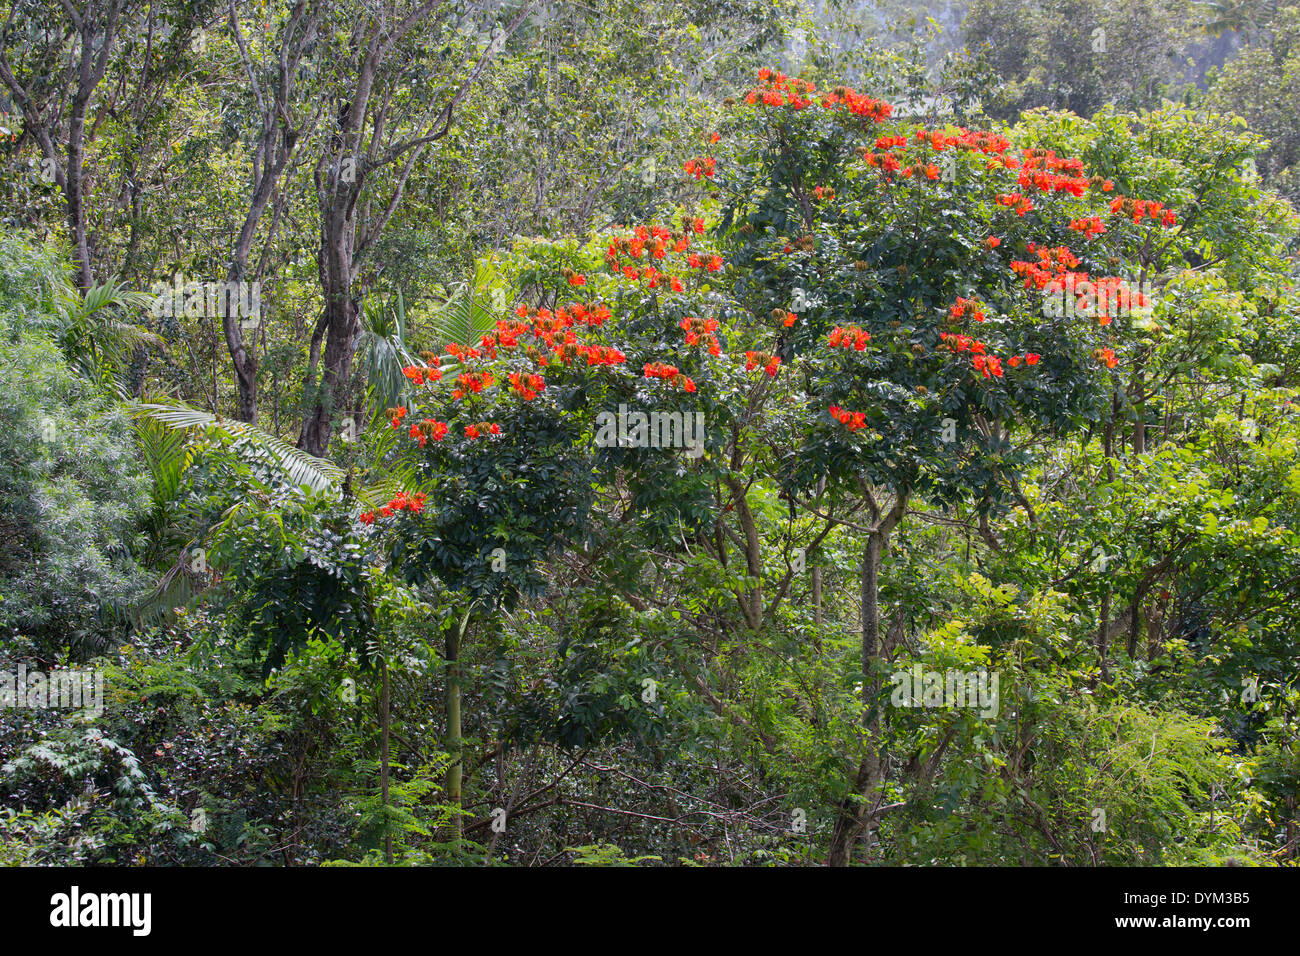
[{"left": 1, "top": 0, "right": 1299, "bottom": 872}]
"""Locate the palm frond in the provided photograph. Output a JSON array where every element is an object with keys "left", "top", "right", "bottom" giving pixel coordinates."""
[
  {"left": 56, "top": 277, "right": 164, "bottom": 384},
  {"left": 130, "top": 402, "right": 345, "bottom": 492},
  {"left": 359, "top": 290, "right": 419, "bottom": 414},
  {"left": 133, "top": 413, "right": 193, "bottom": 505},
  {"left": 132, "top": 546, "right": 218, "bottom": 627},
  {"left": 429, "top": 260, "right": 510, "bottom": 352}
]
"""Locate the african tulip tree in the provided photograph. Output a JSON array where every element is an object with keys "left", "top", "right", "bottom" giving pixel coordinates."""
[
  {"left": 354, "top": 215, "right": 738, "bottom": 843},
  {"left": 353, "top": 68, "right": 1190, "bottom": 863},
  {"left": 706, "top": 69, "right": 1182, "bottom": 864}
]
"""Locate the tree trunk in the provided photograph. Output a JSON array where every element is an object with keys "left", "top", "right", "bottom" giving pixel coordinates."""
[
  {"left": 298, "top": 287, "right": 357, "bottom": 455},
  {"left": 380, "top": 653, "right": 392, "bottom": 864},
  {"left": 1130, "top": 353, "right": 1148, "bottom": 456},
  {"left": 812, "top": 478, "right": 825, "bottom": 633},
  {"left": 223, "top": 257, "right": 261, "bottom": 424},
  {"left": 827, "top": 487, "right": 908, "bottom": 865},
  {"left": 66, "top": 2, "right": 123, "bottom": 289},
  {"left": 1097, "top": 584, "right": 1112, "bottom": 684},
  {"left": 812, "top": 564, "right": 823, "bottom": 629},
  {"left": 221, "top": 1, "right": 318, "bottom": 423},
  {"left": 826, "top": 531, "right": 886, "bottom": 866},
  {"left": 445, "top": 611, "right": 468, "bottom": 849},
  {"left": 65, "top": 99, "right": 93, "bottom": 290}
]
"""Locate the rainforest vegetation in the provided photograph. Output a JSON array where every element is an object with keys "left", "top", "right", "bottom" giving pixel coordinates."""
[{"left": 1, "top": 0, "right": 1299, "bottom": 867}]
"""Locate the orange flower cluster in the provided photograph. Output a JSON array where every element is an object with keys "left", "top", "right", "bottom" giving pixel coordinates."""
[
  {"left": 745, "top": 70, "right": 818, "bottom": 109},
  {"left": 684, "top": 156, "right": 717, "bottom": 179},
  {"left": 828, "top": 404, "right": 867, "bottom": 431},
  {"left": 505, "top": 302, "right": 611, "bottom": 343},
  {"left": 863, "top": 150, "right": 903, "bottom": 173},
  {"left": 360, "top": 491, "right": 428, "bottom": 524},
  {"left": 996, "top": 192, "right": 1035, "bottom": 216},
  {"left": 680, "top": 315, "right": 721, "bottom": 355},
  {"left": 386, "top": 406, "right": 408, "bottom": 429},
  {"left": 1008, "top": 243, "right": 1147, "bottom": 328},
  {"left": 1015, "top": 149, "right": 1089, "bottom": 196},
  {"left": 939, "top": 332, "right": 990, "bottom": 355},
  {"left": 744, "top": 351, "right": 781, "bottom": 376},
  {"left": 1095, "top": 347, "right": 1118, "bottom": 368},
  {"left": 551, "top": 343, "right": 626, "bottom": 369},
  {"left": 1109, "top": 196, "right": 1177, "bottom": 227},
  {"left": 445, "top": 342, "right": 483, "bottom": 361},
  {"left": 686, "top": 252, "right": 724, "bottom": 273},
  {"left": 402, "top": 365, "right": 443, "bottom": 385},
  {"left": 465, "top": 422, "right": 501, "bottom": 439},
  {"left": 507, "top": 371, "right": 546, "bottom": 401},
  {"left": 940, "top": 333, "right": 1039, "bottom": 377},
  {"left": 913, "top": 126, "right": 1012, "bottom": 156},
  {"left": 619, "top": 263, "right": 680, "bottom": 289},
  {"left": 475, "top": 300, "right": 626, "bottom": 373},
  {"left": 949, "top": 297, "right": 986, "bottom": 322},
  {"left": 863, "top": 126, "right": 1016, "bottom": 181},
  {"left": 1069, "top": 216, "right": 1107, "bottom": 239},
  {"left": 743, "top": 70, "right": 893, "bottom": 119},
  {"left": 608, "top": 225, "right": 682, "bottom": 259},
  {"left": 1006, "top": 353, "right": 1041, "bottom": 367},
  {"left": 818, "top": 85, "right": 892, "bottom": 121},
  {"left": 452, "top": 371, "right": 494, "bottom": 399},
  {"left": 604, "top": 224, "right": 705, "bottom": 291},
  {"left": 408, "top": 418, "right": 449, "bottom": 447},
  {"left": 1048, "top": 274, "right": 1150, "bottom": 325},
  {"left": 1011, "top": 245, "right": 1083, "bottom": 289},
  {"left": 828, "top": 325, "right": 872, "bottom": 350},
  {"left": 644, "top": 361, "right": 697, "bottom": 392}
]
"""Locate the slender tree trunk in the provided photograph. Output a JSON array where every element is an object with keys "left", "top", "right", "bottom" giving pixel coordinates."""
[
  {"left": 296, "top": 2, "right": 529, "bottom": 452},
  {"left": 1132, "top": 368, "right": 1146, "bottom": 455},
  {"left": 724, "top": 473, "right": 764, "bottom": 628},
  {"left": 66, "top": 2, "right": 122, "bottom": 289},
  {"left": 380, "top": 654, "right": 392, "bottom": 864},
  {"left": 445, "top": 611, "right": 467, "bottom": 849},
  {"left": 812, "top": 475, "right": 825, "bottom": 633},
  {"left": 65, "top": 101, "right": 93, "bottom": 290},
  {"left": 223, "top": 255, "right": 262, "bottom": 424},
  {"left": 827, "top": 532, "right": 885, "bottom": 866},
  {"left": 222, "top": 0, "right": 318, "bottom": 423},
  {"left": 1097, "top": 391, "right": 1117, "bottom": 683},
  {"left": 827, "top": 487, "right": 908, "bottom": 866},
  {"left": 812, "top": 564, "right": 823, "bottom": 628},
  {"left": 299, "top": 288, "right": 358, "bottom": 455},
  {"left": 1097, "top": 585, "right": 1111, "bottom": 684}
]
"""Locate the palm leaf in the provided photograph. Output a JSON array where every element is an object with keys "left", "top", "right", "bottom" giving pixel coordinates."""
[
  {"left": 56, "top": 277, "right": 163, "bottom": 384},
  {"left": 132, "top": 544, "right": 219, "bottom": 627},
  {"left": 130, "top": 402, "right": 345, "bottom": 492},
  {"left": 359, "top": 290, "right": 419, "bottom": 414},
  {"left": 428, "top": 260, "right": 510, "bottom": 354}
]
